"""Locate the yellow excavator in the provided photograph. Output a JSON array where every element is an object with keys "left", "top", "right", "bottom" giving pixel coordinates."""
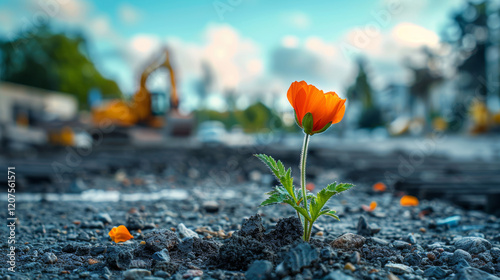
[{"left": 91, "top": 48, "right": 193, "bottom": 140}]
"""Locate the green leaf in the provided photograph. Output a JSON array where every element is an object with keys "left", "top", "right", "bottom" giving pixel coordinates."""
[
  {"left": 260, "top": 193, "right": 289, "bottom": 207},
  {"left": 255, "top": 154, "right": 279, "bottom": 177},
  {"left": 309, "top": 182, "right": 353, "bottom": 221},
  {"left": 302, "top": 112, "right": 314, "bottom": 135},
  {"left": 255, "top": 154, "right": 296, "bottom": 201},
  {"left": 323, "top": 210, "right": 340, "bottom": 221},
  {"left": 284, "top": 199, "right": 311, "bottom": 221},
  {"left": 316, "top": 182, "right": 353, "bottom": 209},
  {"left": 295, "top": 188, "right": 314, "bottom": 204}
]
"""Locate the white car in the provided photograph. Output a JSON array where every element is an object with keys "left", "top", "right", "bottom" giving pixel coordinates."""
[{"left": 197, "top": 121, "right": 226, "bottom": 144}]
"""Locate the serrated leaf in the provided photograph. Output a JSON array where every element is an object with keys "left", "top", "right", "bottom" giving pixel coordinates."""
[
  {"left": 295, "top": 188, "right": 314, "bottom": 206},
  {"left": 255, "top": 154, "right": 279, "bottom": 177},
  {"left": 277, "top": 160, "right": 285, "bottom": 176},
  {"left": 284, "top": 199, "right": 311, "bottom": 221},
  {"left": 316, "top": 182, "right": 353, "bottom": 209},
  {"left": 265, "top": 186, "right": 286, "bottom": 196},
  {"left": 255, "top": 153, "right": 296, "bottom": 201},
  {"left": 309, "top": 182, "right": 353, "bottom": 222},
  {"left": 323, "top": 210, "right": 340, "bottom": 221},
  {"left": 260, "top": 193, "right": 288, "bottom": 207}
]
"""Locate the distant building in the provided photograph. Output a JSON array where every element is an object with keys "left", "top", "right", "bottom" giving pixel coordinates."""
[{"left": 0, "top": 82, "right": 78, "bottom": 146}]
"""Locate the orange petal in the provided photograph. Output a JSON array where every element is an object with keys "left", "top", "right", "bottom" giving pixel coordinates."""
[
  {"left": 287, "top": 81, "right": 307, "bottom": 108},
  {"left": 287, "top": 81, "right": 346, "bottom": 133},
  {"left": 306, "top": 183, "right": 315, "bottom": 191},
  {"left": 293, "top": 87, "right": 308, "bottom": 125},
  {"left": 296, "top": 83, "right": 319, "bottom": 122},
  {"left": 325, "top": 94, "right": 346, "bottom": 124},
  {"left": 108, "top": 225, "right": 134, "bottom": 243},
  {"left": 314, "top": 92, "right": 345, "bottom": 130},
  {"left": 331, "top": 100, "right": 346, "bottom": 124},
  {"left": 372, "top": 182, "right": 387, "bottom": 192},
  {"left": 362, "top": 201, "right": 377, "bottom": 212},
  {"left": 400, "top": 195, "right": 419, "bottom": 207}
]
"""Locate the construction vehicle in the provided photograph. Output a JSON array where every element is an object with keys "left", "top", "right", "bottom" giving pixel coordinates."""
[{"left": 91, "top": 48, "right": 193, "bottom": 141}]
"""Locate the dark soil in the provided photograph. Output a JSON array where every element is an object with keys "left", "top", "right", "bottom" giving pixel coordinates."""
[{"left": 1, "top": 146, "right": 500, "bottom": 280}]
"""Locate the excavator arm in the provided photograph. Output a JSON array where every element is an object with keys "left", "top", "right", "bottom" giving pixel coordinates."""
[
  {"left": 132, "top": 48, "right": 179, "bottom": 122},
  {"left": 92, "top": 48, "right": 180, "bottom": 127}
]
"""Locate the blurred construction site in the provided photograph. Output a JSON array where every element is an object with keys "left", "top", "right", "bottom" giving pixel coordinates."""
[{"left": 0, "top": 0, "right": 500, "bottom": 212}]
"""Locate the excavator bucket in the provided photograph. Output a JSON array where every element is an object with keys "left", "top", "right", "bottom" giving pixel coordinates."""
[{"left": 164, "top": 110, "right": 194, "bottom": 137}]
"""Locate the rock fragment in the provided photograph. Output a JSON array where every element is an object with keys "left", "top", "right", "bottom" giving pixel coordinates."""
[
  {"left": 43, "top": 253, "right": 57, "bottom": 264},
  {"left": 385, "top": 263, "right": 414, "bottom": 275},
  {"left": 330, "top": 233, "right": 366, "bottom": 249},
  {"left": 245, "top": 260, "right": 273, "bottom": 280},
  {"left": 123, "top": 268, "right": 151, "bottom": 280},
  {"left": 144, "top": 229, "right": 179, "bottom": 252},
  {"left": 177, "top": 223, "right": 199, "bottom": 239},
  {"left": 152, "top": 248, "right": 170, "bottom": 262},
  {"left": 455, "top": 237, "right": 492, "bottom": 254}
]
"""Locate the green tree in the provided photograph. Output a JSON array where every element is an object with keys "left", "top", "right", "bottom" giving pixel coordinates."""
[
  {"left": 235, "top": 101, "right": 282, "bottom": 133},
  {"left": 0, "top": 24, "right": 122, "bottom": 109},
  {"left": 347, "top": 59, "right": 382, "bottom": 128}
]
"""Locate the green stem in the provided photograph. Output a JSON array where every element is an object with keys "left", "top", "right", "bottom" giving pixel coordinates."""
[
  {"left": 307, "top": 220, "right": 314, "bottom": 241},
  {"left": 296, "top": 211, "right": 302, "bottom": 225},
  {"left": 300, "top": 133, "right": 310, "bottom": 241}
]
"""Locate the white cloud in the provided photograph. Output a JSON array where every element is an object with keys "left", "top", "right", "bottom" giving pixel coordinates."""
[
  {"left": 271, "top": 36, "right": 354, "bottom": 96},
  {"left": 283, "top": 11, "right": 311, "bottom": 30},
  {"left": 130, "top": 35, "right": 162, "bottom": 55},
  {"left": 116, "top": 24, "right": 265, "bottom": 101},
  {"left": 168, "top": 24, "right": 264, "bottom": 93},
  {"left": 119, "top": 4, "right": 141, "bottom": 25},
  {"left": 88, "top": 16, "right": 114, "bottom": 38},
  {"left": 282, "top": 35, "right": 299, "bottom": 48},
  {"left": 54, "top": 0, "right": 91, "bottom": 23},
  {"left": 392, "top": 22, "right": 440, "bottom": 48},
  {"left": 341, "top": 22, "right": 442, "bottom": 88}
]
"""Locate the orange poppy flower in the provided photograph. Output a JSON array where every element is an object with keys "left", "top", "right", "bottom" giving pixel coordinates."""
[
  {"left": 400, "top": 195, "right": 419, "bottom": 207},
  {"left": 108, "top": 225, "right": 134, "bottom": 243},
  {"left": 287, "top": 81, "right": 346, "bottom": 135}
]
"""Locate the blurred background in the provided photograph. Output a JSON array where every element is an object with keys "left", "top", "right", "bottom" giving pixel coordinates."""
[
  {"left": 1, "top": 0, "right": 500, "bottom": 211},
  {"left": 2, "top": 0, "right": 500, "bottom": 144}
]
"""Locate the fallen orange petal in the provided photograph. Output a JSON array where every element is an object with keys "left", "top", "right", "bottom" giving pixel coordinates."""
[
  {"left": 373, "top": 182, "right": 387, "bottom": 192},
  {"left": 362, "top": 201, "right": 377, "bottom": 212},
  {"left": 306, "top": 183, "right": 315, "bottom": 191},
  {"left": 108, "top": 225, "right": 134, "bottom": 243},
  {"left": 400, "top": 195, "right": 419, "bottom": 207}
]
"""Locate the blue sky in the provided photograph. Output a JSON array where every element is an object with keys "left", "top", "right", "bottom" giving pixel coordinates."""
[{"left": 0, "top": 0, "right": 465, "bottom": 111}]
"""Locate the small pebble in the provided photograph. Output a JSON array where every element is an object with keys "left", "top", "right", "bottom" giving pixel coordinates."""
[
  {"left": 123, "top": 269, "right": 151, "bottom": 280},
  {"left": 43, "top": 253, "right": 57, "bottom": 264},
  {"left": 344, "top": 262, "right": 356, "bottom": 272},
  {"left": 183, "top": 269, "right": 203, "bottom": 278}
]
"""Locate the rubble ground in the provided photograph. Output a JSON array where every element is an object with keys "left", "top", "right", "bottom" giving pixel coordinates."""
[{"left": 1, "top": 147, "right": 499, "bottom": 280}]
